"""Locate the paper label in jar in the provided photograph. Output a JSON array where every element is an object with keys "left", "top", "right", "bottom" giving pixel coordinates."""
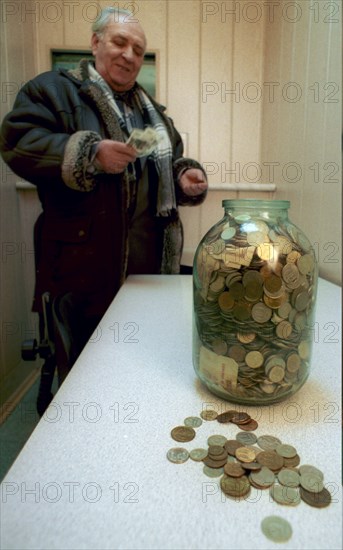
[
  {"left": 197, "top": 247, "right": 220, "bottom": 299},
  {"left": 222, "top": 246, "right": 255, "bottom": 267},
  {"left": 199, "top": 346, "right": 238, "bottom": 389}
]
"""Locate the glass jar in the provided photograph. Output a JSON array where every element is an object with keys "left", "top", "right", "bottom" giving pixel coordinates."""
[{"left": 193, "top": 199, "right": 318, "bottom": 405}]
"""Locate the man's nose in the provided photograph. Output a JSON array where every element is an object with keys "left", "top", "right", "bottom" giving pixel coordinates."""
[{"left": 122, "top": 45, "right": 134, "bottom": 62}]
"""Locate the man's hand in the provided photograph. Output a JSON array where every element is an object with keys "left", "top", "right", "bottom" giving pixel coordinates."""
[
  {"left": 94, "top": 140, "right": 137, "bottom": 173},
  {"left": 179, "top": 168, "right": 208, "bottom": 196}
]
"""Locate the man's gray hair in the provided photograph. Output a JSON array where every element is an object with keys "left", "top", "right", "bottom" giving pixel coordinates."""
[{"left": 92, "top": 7, "right": 134, "bottom": 36}]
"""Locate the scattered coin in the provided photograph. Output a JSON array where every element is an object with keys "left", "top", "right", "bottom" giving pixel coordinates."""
[
  {"left": 224, "top": 462, "right": 245, "bottom": 478},
  {"left": 221, "top": 474, "right": 251, "bottom": 498},
  {"left": 167, "top": 411, "right": 332, "bottom": 535},
  {"left": 245, "top": 445, "right": 262, "bottom": 457},
  {"left": 276, "top": 443, "right": 297, "bottom": 458},
  {"left": 257, "top": 451, "right": 284, "bottom": 471},
  {"left": 203, "top": 465, "right": 225, "bottom": 478},
  {"left": 240, "top": 462, "right": 261, "bottom": 472},
  {"left": 200, "top": 409, "right": 218, "bottom": 421},
  {"left": 207, "top": 434, "right": 227, "bottom": 447},
  {"left": 217, "top": 411, "right": 235, "bottom": 423},
  {"left": 300, "top": 486, "right": 332, "bottom": 508},
  {"left": 261, "top": 516, "right": 292, "bottom": 543},
  {"left": 208, "top": 445, "right": 227, "bottom": 457},
  {"left": 257, "top": 435, "right": 282, "bottom": 451},
  {"left": 283, "top": 454, "right": 301, "bottom": 468},
  {"left": 236, "top": 432, "right": 257, "bottom": 446},
  {"left": 167, "top": 448, "right": 189, "bottom": 464},
  {"left": 230, "top": 412, "right": 251, "bottom": 425},
  {"left": 225, "top": 439, "right": 243, "bottom": 456},
  {"left": 237, "top": 419, "right": 258, "bottom": 431},
  {"left": 300, "top": 473, "right": 324, "bottom": 493},
  {"left": 171, "top": 426, "right": 196, "bottom": 443},
  {"left": 184, "top": 416, "right": 203, "bottom": 428},
  {"left": 235, "top": 447, "right": 256, "bottom": 463},
  {"left": 278, "top": 469, "right": 300, "bottom": 487},
  {"left": 203, "top": 454, "right": 228, "bottom": 468},
  {"left": 270, "top": 484, "right": 301, "bottom": 506},
  {"left": 189, "top": 448, "right": 208, "bottom": 462},
  {"left": 298, "top": 464, "right": 324, "bottom": 480},
  {"left": 250, "top": 466, "right": 275, "bottom": 488}
]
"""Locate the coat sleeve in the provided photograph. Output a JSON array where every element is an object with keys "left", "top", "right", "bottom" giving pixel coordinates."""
[
  {"left": 0, "top": 77, "right": 101, "bottom": 191},
  {"left": 173, "top": 157, "right": 208, "bottom": 206}
]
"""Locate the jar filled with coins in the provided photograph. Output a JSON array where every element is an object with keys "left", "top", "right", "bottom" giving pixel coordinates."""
[{"left": 193, "top": 199, "right": 318, "bottom": 405}]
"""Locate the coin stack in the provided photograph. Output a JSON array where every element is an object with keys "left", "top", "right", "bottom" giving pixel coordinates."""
[
  {"left": 167, "top": 409, "right": 332, "bottom": 510},
  {"left": 193, "top": 211, "right": 317, "bottom": 404}
]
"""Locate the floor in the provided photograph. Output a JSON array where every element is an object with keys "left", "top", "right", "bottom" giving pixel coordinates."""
[{"left": 0, "top": 376, "right": 57, "bottom": 482}]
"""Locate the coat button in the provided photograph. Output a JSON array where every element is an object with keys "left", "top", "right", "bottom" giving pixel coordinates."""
[{"left": 78, "top": 229, "right": 85, "bottom": 237}]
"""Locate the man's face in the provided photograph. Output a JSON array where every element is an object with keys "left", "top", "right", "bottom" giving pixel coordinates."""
[{"left": 91, "top": 18, "right": 146, "bottom": 91}]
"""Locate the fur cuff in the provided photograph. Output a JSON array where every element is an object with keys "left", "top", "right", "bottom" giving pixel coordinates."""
[
  {"left": 173, "top": 158, "right": 208, "bottom": 206},
  {"left": 62, "top": 131, "right": 101, "bottom": 192}
]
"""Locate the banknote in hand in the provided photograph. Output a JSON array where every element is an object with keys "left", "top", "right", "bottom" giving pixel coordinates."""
[{"left": 126, "top": 127, "right": 160, "bottom": 157}]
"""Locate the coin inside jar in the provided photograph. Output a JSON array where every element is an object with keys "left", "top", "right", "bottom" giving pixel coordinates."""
[
  {"left": 251, "top": 302, "right": 272, "bottom": 323},
  {"left": 264, "top": 274, "right": 283, "bottom": 294},
  {"left": 245, "top": 350, "right": 264, "bottom": 369}
]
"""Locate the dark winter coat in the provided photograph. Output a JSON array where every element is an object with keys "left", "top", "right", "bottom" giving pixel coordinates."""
[{"left": 0, "top": 61, "right": 207, "bottom": 317}]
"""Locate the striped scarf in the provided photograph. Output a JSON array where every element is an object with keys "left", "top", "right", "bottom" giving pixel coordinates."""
[{"left": 88, "top": 64, "right": 176, "bottom": 216}]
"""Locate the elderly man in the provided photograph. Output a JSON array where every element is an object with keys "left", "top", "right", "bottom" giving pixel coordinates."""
[
  {"left": 1, "top": 8, "right": 208, "bottom": 411},
  {"left": 1, "top": 8, "right": 207, "bottom": 343}
]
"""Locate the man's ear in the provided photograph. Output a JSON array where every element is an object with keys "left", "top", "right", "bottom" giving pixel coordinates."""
[{"left": 91, "top": 32, "right": 99, "bottom": 56}]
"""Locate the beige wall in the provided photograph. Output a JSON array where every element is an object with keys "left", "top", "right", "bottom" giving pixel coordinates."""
[
  {"left": 261, "top": 0, "right": 341, "bottom": 283},
  {"left": 0, "top": 2, "right": 41, "bottom": 412},
  {"left": 0, "top": 0, "right": 341, "bottom": 407}
]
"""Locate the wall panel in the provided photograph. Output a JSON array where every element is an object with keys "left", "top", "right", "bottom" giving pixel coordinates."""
[
  {"left": 0, "top": 3, "right": 40, "bottom": 411},
  {"left": 261, "top": 5, "right": 341, "bottom": 284}
]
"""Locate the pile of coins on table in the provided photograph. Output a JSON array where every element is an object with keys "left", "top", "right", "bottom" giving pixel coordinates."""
[
  {"left": 193, "top": 215, "right": 317, "bottom": 404},
  {"left": 167, "top": 409, "right": 331, "bottom": 543}
]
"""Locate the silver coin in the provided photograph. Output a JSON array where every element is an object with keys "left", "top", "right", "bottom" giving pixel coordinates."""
[
  {"left": 184, "top": 416, "right": 203, "bottom": 428},
  {"left": 208, "top": 434, "right": 227, "bottom": 447},
  {"left": 300, "top": 473, "right": 324, "bottom": 493},
  {"left": 203, "top": 465, "right": 225, "bottom": 477},
  {"left": 167, "top": 448, "right": 189, "bottom": 464},
  {"left": 270, "top": 484, "right": 301, "bottom": 506},
  {"left": 298, "top": 464, "right": 324, "bottom": 480},
  {"left": 278, "top": 469, "right": 300, "bottom": 487},
  {"left": 189, "top": 448, "right": 208, "bottom": 461},
  {"left": 236, "top": 432, "right": 257, "bottom": 445},
  {"left": 257, "top": 435, "right": 282, "bottom": 451},
  {"left": 261, "top": 516, "right": 293, "bottom": 543}
]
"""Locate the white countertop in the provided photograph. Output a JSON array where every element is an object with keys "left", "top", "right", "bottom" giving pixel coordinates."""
[{"left": 1, "top": 275, "right": 342, "bottom": 550}]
